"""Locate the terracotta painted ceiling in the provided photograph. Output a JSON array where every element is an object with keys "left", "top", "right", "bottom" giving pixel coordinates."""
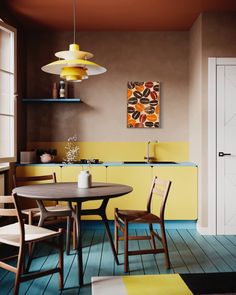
[{"left": 2, "top": 0, "right": 236, "bottom": 31}]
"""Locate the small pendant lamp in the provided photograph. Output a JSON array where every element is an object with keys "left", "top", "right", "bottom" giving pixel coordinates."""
[{"left": 41, "top": 0, "right": 106, "bottom": 82}]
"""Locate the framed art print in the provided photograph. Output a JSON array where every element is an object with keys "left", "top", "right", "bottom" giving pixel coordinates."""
[{"left": 127, "top": 81, "right": 160, "bottom": 128}]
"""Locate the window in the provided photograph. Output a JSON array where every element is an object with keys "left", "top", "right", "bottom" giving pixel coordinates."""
[{"left": 0, "top": 21, "right": 17, "bottom": 163}]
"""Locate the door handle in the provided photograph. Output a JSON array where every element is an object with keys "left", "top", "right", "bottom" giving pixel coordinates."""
[{"left": 219, "top": 152, "right": 232, "bottom": 157}]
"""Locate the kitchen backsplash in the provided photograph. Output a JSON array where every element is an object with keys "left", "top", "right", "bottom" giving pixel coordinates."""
[{"left": 26, "top": 141, "right": 189, "bottom": 163}]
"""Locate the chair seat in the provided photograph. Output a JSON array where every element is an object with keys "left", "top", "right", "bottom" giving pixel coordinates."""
[
  {"left": 116, "top": 209, "right": 161, "bottom": 223},
  {"left": 22, "top": 204, "right": 72, "bottom": 217},
  {"left": 0, "top": 223, "right": 60, "bottom": 247}
]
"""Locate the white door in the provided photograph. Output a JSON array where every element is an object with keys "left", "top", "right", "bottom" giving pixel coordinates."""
[{"left": 217, "top": 65, "right": 236, "bottom": 234}]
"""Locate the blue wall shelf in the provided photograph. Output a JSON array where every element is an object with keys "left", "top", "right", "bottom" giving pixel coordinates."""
[{"left": 22, "top": 98, "right": 82, "bottom": 103}]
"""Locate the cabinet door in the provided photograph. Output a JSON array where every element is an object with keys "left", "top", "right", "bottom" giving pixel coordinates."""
[
  {"left": 61, "top": 165, "right": 106, "bottom": 182},
  {"left": 89, "top": 166, "right": 107, "bottom": 182},
  {"left": 152, "top": 166, "right": 197, "bottom": 220},
  {"left": 106, "top": 166, "right": 152, "bottom": 219},
  {"left": 61, "top": 165, "right": 107, "bottom": 220},
  {"left": 61, "top": 166, "right": 83, "bottom": 182},
  {"left": 16, "top": 166, "right": 62, "bottom": 182}
]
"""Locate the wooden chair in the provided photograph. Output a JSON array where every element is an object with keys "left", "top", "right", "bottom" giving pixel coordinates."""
[
  {"left": 114, "top": 176, "right": 172, "bottom": 272},
  {"left": 13, "top": 173, "right": 73, "bottom": 255},
  {"left": 0, "top": 194, "right": 64, "bottom": 295}
]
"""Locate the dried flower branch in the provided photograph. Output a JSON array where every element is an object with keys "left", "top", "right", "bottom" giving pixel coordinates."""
[{"left": 63, "top": 135, "right": 80, "bottom": 164}]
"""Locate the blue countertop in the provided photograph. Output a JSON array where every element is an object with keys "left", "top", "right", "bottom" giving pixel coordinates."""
[{"left": 16, "top": 162, "right": 197, "bottom": 167}]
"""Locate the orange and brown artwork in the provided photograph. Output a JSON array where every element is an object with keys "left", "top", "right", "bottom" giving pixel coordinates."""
[{"left": 127, "top": 81, "right": 160, "bottom": 128}]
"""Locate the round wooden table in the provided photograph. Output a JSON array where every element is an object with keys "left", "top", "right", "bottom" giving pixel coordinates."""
[{"left": 13, "top": 182, "right": 133, "bottom": 286}]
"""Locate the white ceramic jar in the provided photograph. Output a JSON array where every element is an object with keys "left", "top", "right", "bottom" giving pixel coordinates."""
[{"left": 78, "top": 170, "right": 92, "bottom": 188}]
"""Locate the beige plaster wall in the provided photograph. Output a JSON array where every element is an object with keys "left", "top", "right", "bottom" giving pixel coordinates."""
[
  {"left": 25, "top": 31, "right": 189, "bottom": 142},
  {"left": 189, "top": 16, "right": 204, "bottom": 224}
]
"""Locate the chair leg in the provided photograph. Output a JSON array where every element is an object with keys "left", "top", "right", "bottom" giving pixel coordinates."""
[
  {"left": 58, "top": 229, "right": 64, "bottom": 290},
  {"left": 160, "top": 222, "right": 170, "bottom": 269},
  {"left": 66, "top": 216, "right": 71, "bottom": 255},
  {"left": 38, "top": 214, "right": 45, "bottom": 227},
  {"left": 114, "top": 218, "right": 118, "bottom": 255},
  {"left": 28, "top": 210, "right": 33, "bottom": 225},
  {"left": 26, "top": 240, "right": 36, "bottom": 272},
  {"left": 14, "top": 245, "right": 25, "bottom": 295},
  {"left": 21, "top": 248, "right": 26, "bottom": 274},
  {"left": 26, "top": 215, "right": 45, "bottom": 272},
  {"left": 72, "top": 219, "right": 77, "bottom": 250},
  {"left": 124, "top": 221, "right": 129, "bottom": 273},
  {"left": 149, "top": 223, "right": 156, "bottom": 250},
  {"left": 27, "top": 210, "right": 33, "bottom": 266}
]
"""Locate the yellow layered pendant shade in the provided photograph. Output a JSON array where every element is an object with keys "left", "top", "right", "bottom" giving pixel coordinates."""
[
  {"left": 60, "top": 66, "right": 87, "bottom": 82},
  {"left": 41, "top": 43, "right": 106, "bottom": 82},
  {"left": 41, "top": 0, "right": 106, "bottom": 82},
  {"left": 56, "top": 44, "right": 93, "bottom": 60}
]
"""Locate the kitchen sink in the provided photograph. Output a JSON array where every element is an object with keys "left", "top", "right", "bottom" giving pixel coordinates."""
[
  {"left": 123, "top": 161, "right": 147, "bottom": 164},
  {"left": 151, "top": 161, "right": 177, "bottom": 164},
  {"left": 123, "top": 161, "right": 177, "bottom": 164}
]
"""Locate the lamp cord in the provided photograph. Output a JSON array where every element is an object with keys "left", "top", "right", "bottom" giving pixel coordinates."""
[{"left": 73, "top": 0, "right": 76, "bottom": 44}]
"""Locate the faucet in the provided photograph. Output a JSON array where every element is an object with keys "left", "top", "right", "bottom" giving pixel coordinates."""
[{"left": 144, "top": 140, "right": 158, "bottom": 163}]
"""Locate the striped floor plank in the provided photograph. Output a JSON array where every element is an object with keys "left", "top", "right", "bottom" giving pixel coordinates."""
[
  {"left": 178, "top": 230, "right": 218, "bottom": 273},
  {"left": 203, "top": 235, "right": 236, "bottom": 271},
  {"left": 167, "top": 230, "right": 189, "bottom": 274},
  {"left": 215, "top": 235, "right": 236, "bottom": 258},
  {"left": 168, "top": 229, "right": 203, "bottom": 273},
  {"left": 188, "top": 230, "right": 233, "bottom": 272},
  {"left": 26, "top": 249, "right": 59, "bottom": 295},
  {"left": 226, "top": 235, "right": 236, "bottom": 245},
  {"left": 0, "top": 228, "right": 235, "bottom": 294},
  {"left": 79, "top": 229, "right": 105, "bottom": 295},
  {"left": 61, "top": 229, "right": 95, "bottom": 294},
  {"left": 99, "top": 232, "right": 115, "bottom": 277},
  {"left": 137, "top": 229, "right": 159, "bottom": 275}
]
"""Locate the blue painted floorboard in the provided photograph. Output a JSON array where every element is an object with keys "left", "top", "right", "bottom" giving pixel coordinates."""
[{"left": 0, "top": 228, "right": 236, "bottom": 295}]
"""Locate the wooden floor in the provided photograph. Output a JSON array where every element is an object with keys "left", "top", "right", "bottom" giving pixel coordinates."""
[{"left": 1, "top": 227, "right": 236, "bottom": 294}]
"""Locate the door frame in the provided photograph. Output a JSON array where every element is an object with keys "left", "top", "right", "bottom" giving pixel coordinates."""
[{"left": 208, "top": 57, "right": 236, "bottom": 235}]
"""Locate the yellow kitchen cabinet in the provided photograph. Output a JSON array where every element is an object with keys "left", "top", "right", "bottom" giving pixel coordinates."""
[
  {"left": 106, "top": 166, "right": 152, "bottom": 219},
  {"left": 61, "top": 166, "right": 83, "bottom": 182},
  {"left": 15, "top": 164, "right": 197, "bottom": 220},
  {"left": 152, "top": 166, "right": 197, "bottom": 220},
  {"left": 86, "top": 165, "right": 107, "bottom": 182},
  {"left": 16, "top": 165, "right": 62, "bottom": 182},
  {"left": 61, "top": 165, "right": 107, "bottom": 219},
  {"left": 61, "top": 165, "right": 106, "bottom": 182}
]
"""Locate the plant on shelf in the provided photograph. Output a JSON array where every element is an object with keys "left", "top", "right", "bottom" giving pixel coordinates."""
[{"left": 63, "top": 135, "right": 80, "bottom": 164}]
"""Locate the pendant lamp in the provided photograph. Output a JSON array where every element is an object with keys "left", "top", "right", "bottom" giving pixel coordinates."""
[{"left": 41, "top": 0, "right": 106, "bottom": 82}]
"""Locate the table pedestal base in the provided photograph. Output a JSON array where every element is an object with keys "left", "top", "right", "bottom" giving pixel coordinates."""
[{"left": 75, "top": 198, "right": 119, "bottom": 286}]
